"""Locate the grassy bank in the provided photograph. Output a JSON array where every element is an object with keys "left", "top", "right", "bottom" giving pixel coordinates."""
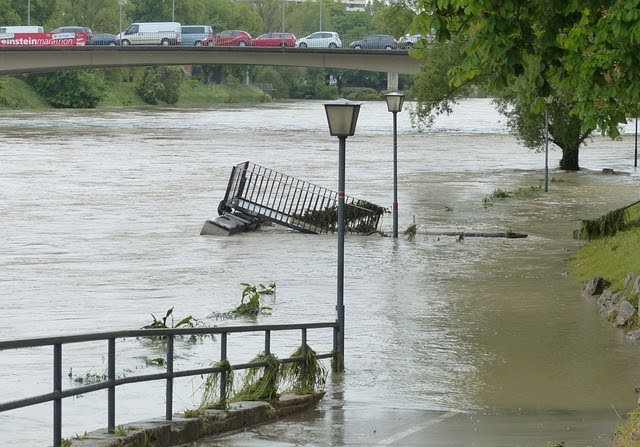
[
  {"left": 570, "top": 226, "right": 640, "bottom": 291},
  {"left": 0, "top": 76, "right": 271, "bottom": 110}
]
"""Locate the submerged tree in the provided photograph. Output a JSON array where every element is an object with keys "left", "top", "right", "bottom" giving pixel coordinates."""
[
  {"left": 410, "top": 36, "right": 592, "bottom": 170},
  {"left": 493, "top": 72, "right": 593, "bottom": 171},
  {"left": 413, "top": 0, "right": 640, "bottom": 138}
]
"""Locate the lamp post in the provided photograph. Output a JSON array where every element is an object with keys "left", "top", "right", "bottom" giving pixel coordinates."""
[
  {"left": 385, "top": 92, "right": 405, "bottom": 238},
  {"left": 544, "top": 106, "right": 549, "bottom": 192},
  {"left": 172, "top": 0, "right": 175, "bottom": 21},
  {"left": 27, "top": 0, "right": 30, "bottom": 25},
  {"left": 324, "top": 98, "right": 361, "bottom": 372}
]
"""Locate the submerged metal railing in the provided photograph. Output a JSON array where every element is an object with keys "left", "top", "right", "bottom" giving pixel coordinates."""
[
  {"left": 0, "top": 322, "right": 336, "bottom": 447},
  {"left": 219, "top": 161, "right": 385, "bottom": 234}
]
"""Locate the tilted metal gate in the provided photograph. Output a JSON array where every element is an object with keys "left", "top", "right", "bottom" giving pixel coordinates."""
[{"left": 218, "top": 161, "right": 385, "bottom": 234}]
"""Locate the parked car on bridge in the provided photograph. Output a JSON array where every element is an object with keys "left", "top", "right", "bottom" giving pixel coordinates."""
[
  {"left": 52, "top": 26, "right": 93, "bottom": 38},
  {"left": 252, "top": 32, "right": 296, "bottom": 47},
  {"left": 0, "top": 25, "right": 44, "bottom": 33},
  {"left": 349, "top": 34, "right": 397, "bottom": 50},
  {"left": 180, "top": 25, "right": 212, "bottom": 46},
  {"left": 88, "top": 33, "right": 118, "bottom": 45},
  {"left": 116, "top": 22, "right": 181, "bottom": 46},
  {"left": 296, "top": 31, "right": 341, "bottom": 48},
  {"left": 204, "top": 30, "right": 252, "bottom": 47},
  {"left": 398, "top": 34, "right": 421, "bottom": 49}
]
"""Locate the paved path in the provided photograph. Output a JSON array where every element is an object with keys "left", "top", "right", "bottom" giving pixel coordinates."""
[{"left": 179, "top": 392, "right": 621, "bottom": 446}]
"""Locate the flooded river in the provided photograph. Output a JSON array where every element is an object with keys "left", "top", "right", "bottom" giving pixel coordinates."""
[{"left": 1, "top": 99, "right": 640, "bottom": 446}]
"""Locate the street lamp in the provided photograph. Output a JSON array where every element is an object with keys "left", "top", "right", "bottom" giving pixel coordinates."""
[
  {"left": 385, "top": 92, "right": 405, "bottom": 238},
  {"left": 324, "top": 98, "right": 361, "bottom": 372},
  {"left": 27, "top": 0, "right": 30, "bottom": 25}
]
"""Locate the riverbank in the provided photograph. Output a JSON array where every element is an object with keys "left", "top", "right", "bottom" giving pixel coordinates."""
[
  {"left": 571, "top": 223, "right": 640, "bottom": 446},
  {"left": 0, "top": 76, "right": 272, "bottom": 110}
]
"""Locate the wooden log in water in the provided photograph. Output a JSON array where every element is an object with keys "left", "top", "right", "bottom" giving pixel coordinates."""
[{"left": 424, "top": 231, "right": 527, "bottom": 239}]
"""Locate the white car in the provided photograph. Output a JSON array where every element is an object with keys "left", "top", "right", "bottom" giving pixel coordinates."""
[{"left": 296, "top": 31, "right": 341, "bottom": 48}]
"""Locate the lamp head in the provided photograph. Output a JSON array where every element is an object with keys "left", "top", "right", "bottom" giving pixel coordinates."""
[
  {"left": 385, "top": 92, "right": 405, "bottom": 113},
  {"left": 324, "top": 98, "right": 361, "bottom": 137}
]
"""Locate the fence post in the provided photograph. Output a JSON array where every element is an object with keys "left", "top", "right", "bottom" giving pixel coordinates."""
[
  {"left": 301, "top": 328, "right": 307, "bottom": 377},
  {"left": 166, "top": 334, "right": 174, "bottom": 420},
  {"left": 220, "top": 332, "right": 228, "bottom": 403},
  {"left": 53, "top": 343, "right": 62, "bottom": 447},
  {"left": 264, "top": 330, "right": 271, "bottom": 355},
  {"left": 108, "top": 338, "right": 116, "bottom": 433},
  {"left": 301, "top": 328, "right": 307, "bottom": 353}
]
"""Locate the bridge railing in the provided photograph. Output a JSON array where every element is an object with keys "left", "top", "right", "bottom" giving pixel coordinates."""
[{"left": 0, "top": 322, "right": 337, "bottom": 447}]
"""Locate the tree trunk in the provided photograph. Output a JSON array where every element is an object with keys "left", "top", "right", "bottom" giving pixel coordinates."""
[{"left": 560, "top": 145, "right": 580, "bottom": 171}]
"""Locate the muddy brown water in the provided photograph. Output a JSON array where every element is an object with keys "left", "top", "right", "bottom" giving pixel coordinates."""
[{"left": 1, "top": 99, "right": 639, "bottom": 445}]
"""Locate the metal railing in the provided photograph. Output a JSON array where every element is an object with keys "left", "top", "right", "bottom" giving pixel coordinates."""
[
  {"left": 220, "top": 161, "right": 385, "bottom": 234},
  {"left": 0, "top": 322, "right": 336, "bottom": 447}
]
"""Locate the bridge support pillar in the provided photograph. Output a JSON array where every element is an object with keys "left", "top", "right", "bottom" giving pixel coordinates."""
[{"left": 387, "top": 72, "right": 399, "bottom": 91}]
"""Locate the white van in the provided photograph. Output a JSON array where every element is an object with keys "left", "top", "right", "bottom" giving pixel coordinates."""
[
  {"left": 0, "top": 25, "right": 44, "bottom": 33},
  {"left": 117, "top": 22, "right": 181, "bottom": 46}
]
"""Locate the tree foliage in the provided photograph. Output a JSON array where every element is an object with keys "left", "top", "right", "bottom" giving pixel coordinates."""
[
  {"left": 26, "top": 70, "right": 105, "bottom": 108},
  {"left": 408, "top": 38, "right": 471, "bottom": 129},
  {"left": 414, "top": 0, "right": 640, "bottom": 137},
  {"left": 136, "top": 66, "right": 185, "bottom": 105}
]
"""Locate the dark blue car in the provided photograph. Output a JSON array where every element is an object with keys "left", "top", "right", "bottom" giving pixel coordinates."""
[{"left": 89, "top": 33, "right": 118, "bottom": 46}]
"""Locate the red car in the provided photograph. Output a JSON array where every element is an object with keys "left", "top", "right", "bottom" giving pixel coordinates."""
[
  {"left": 252, "top": 32, "right": 296, "bottom": 47},
  {"left": 205, "top": 30, "right": 252, "bottom": 47}
]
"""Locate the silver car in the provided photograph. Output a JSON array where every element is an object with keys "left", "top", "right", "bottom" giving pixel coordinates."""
[{"left": 296, "top": 31, "right": 341, "bottom": 48}]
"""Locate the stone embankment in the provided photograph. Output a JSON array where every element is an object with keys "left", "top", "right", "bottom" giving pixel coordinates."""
[
  {"left": 583, "top": 273, "right": 640, "bottom": 339},
  {"left": 70, "top": 393, "right": 323, "bottom": 447}
]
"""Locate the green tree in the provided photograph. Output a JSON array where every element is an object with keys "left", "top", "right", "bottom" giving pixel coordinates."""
[
  {"left": 0, "top": 0, "right": 21, "bottom": 25},
  {"left": 52, "top": 0, "right": 122, "bottom": 33},
  {"left": 201, "top": 0, "right": 262, "bottom": 36},
  {"left": 254, "top": 0, "right": 285, "bottom": 33},
  {"left": 495, "top": 83, "right": 592, "bottom": 171},
  {"left": 10, "top": 0, "right": 59, "bottom": 29},
  {"left": 26, "top": 70, "right": 106, "bottom": 108},
  {"left": 410, "top": 37, "right": 590, "bottom": 170},
  {"left": 409, "top": 38, "right": 470, "bottom": 129},
  {"left": 414, "top": 0, "right": 640, "bottom": 137},
  {"left": 136, "top": 66, "right": 185, "bottom": 104}
]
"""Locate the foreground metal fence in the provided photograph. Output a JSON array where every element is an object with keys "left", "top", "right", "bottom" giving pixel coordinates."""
[
  {"left": 219, "top": 161, "right": 385, "bottom": 234},
  {"left": 0, "top": 322, "right": 336, "bottom": 447}
]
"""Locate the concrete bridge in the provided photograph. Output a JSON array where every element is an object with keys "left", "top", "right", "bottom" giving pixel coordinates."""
[{"left": 0, "top": 46, "right": 422, "bottom": 90}]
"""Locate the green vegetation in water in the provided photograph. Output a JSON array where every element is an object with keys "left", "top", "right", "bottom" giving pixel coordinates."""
[
  {"left": 185, "top": 344, "right": 327, "bottom": 416},
  {"left": 482, "top": 184, "right": 543, "bottom": 207},
  {"left": 293, "top": 200, "right": 385, "bottom": 234},
  {"left": 143, "top": 307, "right": 197, "bottom": 329},
  {"left": 403, "top": 223, "right": 418, "bottom": 241},
  {"left": 570, "top": 227, "right": 640, "bottom": 291},
  {"left": 612, "top": 407, "right": 640, "bottom": 447},
  {"left": 196, "top": 359, "right": 234, "bottom": 411},
  {"left": 280, "top": 345, "right": 327, "bottom": 395},
  {"left": 213, "top": 282, "right": 276, "bottom": 319},
  {"left": 232, "top": 353, "right": 281, "bottom": 403},
  {"left": 68, "top": 368, "right": 107, "bottom": 385},
  {"left": 579, "top": 201, "right": 640, "bottom": 240}
]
